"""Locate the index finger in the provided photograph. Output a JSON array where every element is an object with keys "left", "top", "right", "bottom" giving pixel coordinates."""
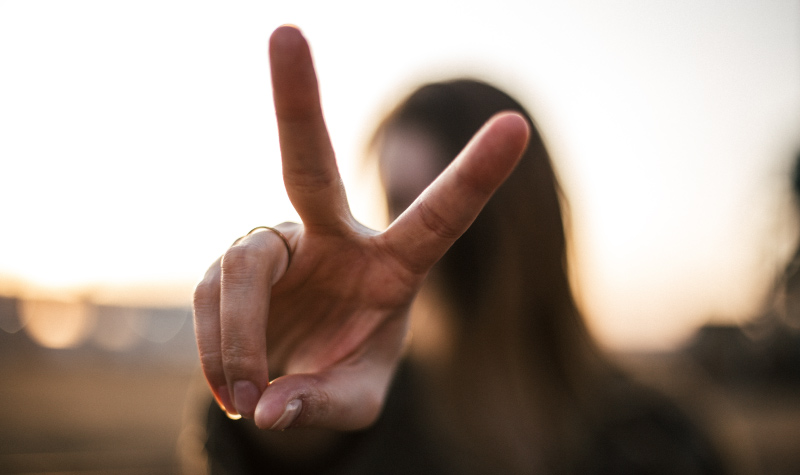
[
  {"left": 269, "top": 26, "right": 350, "bottom": 232},
  {"left": 383, "top": 112, "right": 530, "bottom": 274}
]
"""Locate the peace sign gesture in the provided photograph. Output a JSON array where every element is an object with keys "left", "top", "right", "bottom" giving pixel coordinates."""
[{"left": 193, "top": 25, "right": 530, "bottom": 431}]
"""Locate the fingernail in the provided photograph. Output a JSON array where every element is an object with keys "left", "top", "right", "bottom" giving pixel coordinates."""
[
  {"left": 216, "top": 385, "right": 239, "bottom": 418},
  {"left": 233, "top": 380, "right": 260, "bottom": 419},
  {"left": 270, "top": 399, "right": 302, "bottom": 431}
]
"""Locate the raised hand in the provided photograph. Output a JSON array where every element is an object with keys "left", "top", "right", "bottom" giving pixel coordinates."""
[{"left": 193, "top": 25, "right": 530, "bottom": 431}]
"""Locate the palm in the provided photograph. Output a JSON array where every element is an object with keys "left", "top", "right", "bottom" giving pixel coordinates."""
[
  {"left": 267, "top": 231, "right": 417, "bottom": 377},
  {"left": 193, "top": 25, "right": 530, "bottom": 431}
]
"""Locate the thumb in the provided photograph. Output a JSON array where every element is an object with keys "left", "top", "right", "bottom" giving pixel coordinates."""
[{"left": 253, "top": 362, "right": 392, "bottom": 431}]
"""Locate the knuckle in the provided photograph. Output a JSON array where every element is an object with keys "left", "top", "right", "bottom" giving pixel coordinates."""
[
  {"left": 192, "top": 284, "right": 219, "bottom": 332},
  {"left": 299, "top": 377, "right": 385, "bottom": 430},
  {"left": 376, "top": 235, "right": 428, "bottom": 278},
  {"left": 292, "top": 376, "right": 331, "bottom": 427},
  {"left": 221, "top": 245, "right": 265, "bottom": 282},
  {"left": 220, "top": 342, "right": 262, "bottom": 374},
  {"left": 417, "top": 200, "right": 461, "bottom": 240},
  {"left": 283, "top": 167, "right": 339, "bottom": 194},
  {"left": 198, "top": 350, "right": 223, "bottom": 378},
  {"left": 193, "top": 280, "right": 217, "bottom": 307}
]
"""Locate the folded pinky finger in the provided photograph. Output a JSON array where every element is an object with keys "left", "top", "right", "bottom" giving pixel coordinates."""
[{"left": 193, "top": 258, "right": 236, "bottom": 415}]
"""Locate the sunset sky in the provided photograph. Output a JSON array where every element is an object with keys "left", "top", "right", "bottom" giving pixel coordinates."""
[{"left": 1, "top": 0, "right": 798, "bottom": 350}]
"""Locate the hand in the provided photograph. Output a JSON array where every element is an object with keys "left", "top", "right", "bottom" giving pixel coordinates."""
[{"left": 193, "top": 25, "right": 530, "bottom": 431}]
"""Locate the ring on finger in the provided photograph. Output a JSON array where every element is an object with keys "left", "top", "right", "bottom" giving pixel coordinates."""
[{"left": 247, "top": 226, "right": 293, "bottom": 273}]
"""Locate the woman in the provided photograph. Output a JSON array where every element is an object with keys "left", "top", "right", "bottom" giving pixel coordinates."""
[{"left": 194, "top": 26, "right": 728, "bottom": 474}]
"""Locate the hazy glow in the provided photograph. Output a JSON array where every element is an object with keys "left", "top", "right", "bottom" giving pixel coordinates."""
[
  {"left": 128, "top": 307, "right": 189, "bottom": 344},
  {"left": 21, "top": 298, "right": 95, "bottom": 349},
  {"left": 91, "top": 307, "right": 142, "bottom": 351},
  {"left": 1, "top": 1, "right": 798, "bottom": 350}
]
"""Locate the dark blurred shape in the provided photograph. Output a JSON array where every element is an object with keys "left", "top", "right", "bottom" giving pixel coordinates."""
[
  {"left": 686, "top": 150, "right": 800, "bottom": 385},
  {"left": 686, "top": 323, "right": 800, "bottom": 385},
  {"left": 781, "top": 150, "right": 800, "bottom": 330},
  {"left": 681, "top": 149, "right": 800, "bottom": 475}
]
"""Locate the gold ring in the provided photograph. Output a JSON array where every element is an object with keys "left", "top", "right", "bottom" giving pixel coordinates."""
[{"left": 247, "top": 226, "right": 293, "bottom": 273}]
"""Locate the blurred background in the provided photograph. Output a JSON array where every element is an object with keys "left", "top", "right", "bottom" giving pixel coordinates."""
[{"left": 1, "top": 0, "right": 799, "bottom": 473}]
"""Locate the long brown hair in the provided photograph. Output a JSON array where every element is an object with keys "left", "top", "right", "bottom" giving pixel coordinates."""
[{"left": 373, "top": 80, "right": 614, "bottom": 473}]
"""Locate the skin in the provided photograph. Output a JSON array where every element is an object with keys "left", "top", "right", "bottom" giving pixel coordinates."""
[{"left": 193, "top": 25, "right": 530, "bottom": 432}]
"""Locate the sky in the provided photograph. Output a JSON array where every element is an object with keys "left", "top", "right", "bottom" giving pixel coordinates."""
[{"left": 1, "top": 0, "right": 799, "bottom": 350}]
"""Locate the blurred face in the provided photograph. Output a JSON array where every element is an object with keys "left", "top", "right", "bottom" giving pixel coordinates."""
[{"left": 378, "top": 126, "right": 447, "bottom": 220}]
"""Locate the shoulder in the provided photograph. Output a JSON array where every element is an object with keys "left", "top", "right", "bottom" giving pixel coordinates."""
[{"left": 582, "top": 376, "right": 729, "bottom": 475}]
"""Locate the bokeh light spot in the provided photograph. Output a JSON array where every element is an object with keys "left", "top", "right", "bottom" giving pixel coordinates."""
[{"left": 21, "top": 298, "right": 95, "bottom": 349}]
